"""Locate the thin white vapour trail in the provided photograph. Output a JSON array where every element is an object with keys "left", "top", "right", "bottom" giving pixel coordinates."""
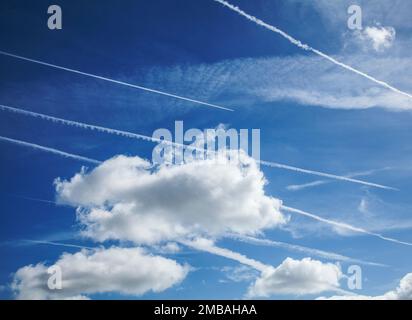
[
  {"left": 214, "top": 0, "right": 412, "bottom": 101},
  {"left": 282, "top": 205, "right": 412, "bottom": 247},
  {"left": 0, "top": 135, "right": 101, "bottom": 165},
  {"left": 23, "top": 240, "right": 96, "bottom": 250},
  {"left": 0, "top": 104, "right": 162, "bottom": 143},
  {"left": 287, "top": 180, "right": 333, "bottom": 191},
  {"left": 230, "top": 234, "right": 387, "bottom": 267},
  {"left": 286, "top": 168, "right": 392, "bottom": 192},
  {"left": 0, "top": 104, "right": 395, "bottom": 190},
  {"left": 260, "top": 160, "right": 396, "bottom": 191},
  {"left": 180, "top": 239, "right": 269, "bottom": 272},
  {"left": 0, "top": 50, "right": 233, "bottom": 112},
  {"left": 3, "top": 193, "right": 57, "bottom": 205}
]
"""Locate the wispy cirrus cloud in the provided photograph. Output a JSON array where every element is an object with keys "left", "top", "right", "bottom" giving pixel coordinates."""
[
  {"left": 125, "top": 54, "right": 412, "bottom": 111},
  {"left": 214, "top": 0, "right": 412, "bottom": 102},
  {"left": 0, "top": 50, "right": 233, "bottom": 111}
]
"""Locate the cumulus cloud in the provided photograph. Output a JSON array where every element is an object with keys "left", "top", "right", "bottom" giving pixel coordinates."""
[
  {"left": 356, "top": 26, "right": 396, "bottom": 52},
  {"left": 181, "top": 239, "right": 347, "bottom": 297},
  {"left": 55, "top": 153, "right": 285, "bottom": 245},
  {"left": 247, "top": 257, "right": 342, "bottom": 298},
  {"left": 319, "top": 273, "right": 412, "bottom": 300},
  {"left": 12, "top": 247, "right": 189, "bottom": 300}
]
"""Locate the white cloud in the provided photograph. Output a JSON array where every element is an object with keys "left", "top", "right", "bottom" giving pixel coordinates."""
[
  {"left": 290, "top": 0, "right": 412, "bottom": 30},
  {"left": 247, "top": 257, "right": 343, "bottom": 298},
  {"left": 319, "top": 273, "right": 412, "bottom": 300},
  {"left": 181, "top": 239, "right": 346, "bottom": 298},
  {"left": 153, "top": 242, "right": 181, "bottom": 254},
  {"left": 357, "top": 26, "right": 396, "bottom": 52},
  {"left": 215, "top": 0, "right": 412, "bottom": 102},
  {"left": 12, "top": 247, "right": 189, "bottom": 300},
  {"left": 358, "top": 197, "right": 369, "bottom": 214},
  {"left": 220, "top": 265, "right": 258, "bottom": 283},
  {"left": 140, "top": 54, "right": 412, "bottom": 111},
  {"left": 55, "top": 153, "right": 286, "bottom": 245}
]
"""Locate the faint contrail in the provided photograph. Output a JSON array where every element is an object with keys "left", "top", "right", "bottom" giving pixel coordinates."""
[
  {"left": 0, "top": 50, "right": 233, "bottom": 112},
  {"left": 286, "top": 168, "right": 393, "bottom": 191},
  {"left": 214, "top": 0, "right": 412, "bottom": 101},
  {"left": 282, "top": 205, "right": 412, "bottom": 247},
  {"left": 260, "top": 160, "right": 396, "bottom": 191},
  {"left": 0, "top": 104, "right": 394, "bottom": 190},
  {"left": 0, "top": 135, "right": 101, "bottom": 165},
  {"left": 230, "top": 234, "right": 387, "bottom": 267},
  {"left": 2, "top": 193, "right": 57, "bottom": 205},
  {"left": 22, "top": 240, "right": 96, "bottom": 250}
]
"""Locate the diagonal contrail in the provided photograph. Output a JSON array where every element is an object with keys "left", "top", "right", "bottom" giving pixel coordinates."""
[
  {"left": 0, "top": 104, "right": 395, "bottom": 190},
  {"left": 2, "top": 193, "right": 58, "bottom": 205},
  {"left": 286, "top": 168, "right": 392, "bottom": 191},
  {"left": 0, "top": 135, "right": 101, "bottom": 165},
  {"left": 0, "top": 104, "right": 160, "bottom": 143},
  {"left": 214, "top": 0, "right": 412, "bottom": 101},
  {"left": 282, "top": 205, "right": 412, "bottom": 247},
  {"left": 22, "top": 239, "right": 96, "bottom": 250},
  {"left": 180, "top": 238, "right": 270, "bottom": 272},
  {"left": 229, "top": 234, "right": 387, "bottom": 267},
  {"left": 260, "top": 160, "right": 396, "bottom": 191},
  {"left": 0, "top": 50, "right": 233, "bottom": 112}
]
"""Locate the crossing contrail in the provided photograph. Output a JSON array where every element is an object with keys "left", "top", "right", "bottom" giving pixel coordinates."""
[
  {"left": 286, "top": 168, "right": 392, "bottom": 191},
  {"left": 0, "top": 50, "right": 233, "bottom": 112},
  {"left": 282, "top": 205, "right": 412, "bottom": 247},
  {"left": 0, "top": 135, "right": 101, "bottom": 165},
  {"left": 214, "top": 0, "right": 412, "bottom": 101},
  {"left": 229, "top": 234, "right": 387, "bottom": 267},
  {"left": 0, "top": 104, "right": 395, "bottom": 190},
  {"left": 260, "top": 160, "right": 396, "bottom": 191}
]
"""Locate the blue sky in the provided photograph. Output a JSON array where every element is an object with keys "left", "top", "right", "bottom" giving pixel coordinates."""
[{"left": 1, "top": 0, "right": 412, "bottom": 300}]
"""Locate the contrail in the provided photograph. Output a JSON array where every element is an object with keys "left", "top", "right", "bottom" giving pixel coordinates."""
[
  {"left": 0, "top": 50, "right": 233, "bottom": 112},
  {"left": 261, "top": 160, "right": 396, "bottom": 191},
  {"left": 214, "top": 0, "right": 412, "bottom": 101},
  {"left": 282, "top": 205, "right": 412, "bottom": 247},
  {"left": 0, "top": 135, "right": 101, "bottom": 165},
  {"left": 0, "top": 104, "right": 161, "bottom": 144},
  {"left": 230, "top": 234, "right": 387, "bottom": 267},
  {"left": 180, "top": 238, "right": 269, "bottom": 272},
  {"left": 0, "top": 104, "right": 395, "bottom": 190},
  {"left": 2, "top": 193, "right": 57, "bottom": 205},
  {"left": 286, "top": 168, "right": 392, "bottom": 191},
  {"left": 22, "top": 239, "right": 96, "bottom": 250}
]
